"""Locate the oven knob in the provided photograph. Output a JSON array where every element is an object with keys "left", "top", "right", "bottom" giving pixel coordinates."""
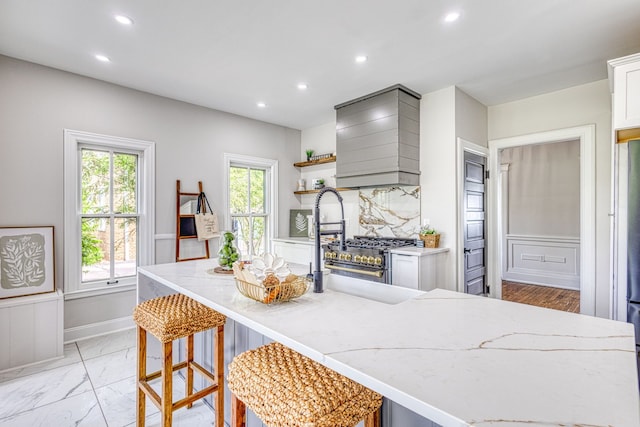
[
  {"left": 331, "top": 252, "right": 338, "bottom": 259},
  {"left": 338, "top": 253, "right": 345, "bottom": 261},
  {"left": 345, "top": 253, "right": 352, "bottom": 261},
  {"left": 354, "top": 255, "right": 362, "bottom": 263},
  {"left": 374, "top": 257, "right": 382, "bottom": 265},
  {"left": 367, "top": 256, "right": 375, "bottom": 264}
]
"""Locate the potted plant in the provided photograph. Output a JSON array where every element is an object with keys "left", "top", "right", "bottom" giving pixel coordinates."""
[
  {"left": 419, "top": 225, "right": 440, "bottom": 248},
  {"left": 218, "top": 231, "right": 240, "bottom": 270},
  {"left": 305, "top": 149, "right": 314, "bottom": 161},
  {"left": 312, "top": 178, "right": 325, "bottom": 189}
]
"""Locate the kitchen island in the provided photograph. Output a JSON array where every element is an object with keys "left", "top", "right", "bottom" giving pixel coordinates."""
[{"left": 138, "top": 259, "right": 639, "bottom": 427}]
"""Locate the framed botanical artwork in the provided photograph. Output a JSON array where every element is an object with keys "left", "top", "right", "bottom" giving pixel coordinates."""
[
  {"left": 0, "top": 226, "right": 55, "bottom": 299},
  {"left": 289, "top": 209, "right": 312, "bottom": 238}
]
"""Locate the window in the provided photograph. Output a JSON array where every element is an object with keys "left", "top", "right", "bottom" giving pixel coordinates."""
[
  {"left": 224, "top": 154, "right": 278, "bottom": 260},
  {"left": 64, "top": 130, "right": 155, "bottom": 295}
]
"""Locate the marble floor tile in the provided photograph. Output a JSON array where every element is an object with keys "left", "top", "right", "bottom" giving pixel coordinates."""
[
  {"left": 95, "top": 376, "right": 156, "bottom": 427},
  {"left": 0, "top": 343, "right": 81, "bottom": 384},
  {"left": 125, "top": 400, "right": 214, "bottom": 427},
  {"left": 84, "top": 346, "right": 137, "bottom": 389},
  {"left": 0, "top": 362, "right": 93, "bottom": 419},
  {"left": 77, "top": 328, "right": 137, "bottom": 360},
  {"left": 95, "top": 373, "right": 191, "bottom": 427},
  {"left": 0, "top": 389, "right": 106, "bottom": 427}
]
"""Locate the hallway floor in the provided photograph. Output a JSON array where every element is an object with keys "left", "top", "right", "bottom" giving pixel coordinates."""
[
  {"left": 502, "top": 281, "right": 580, "bottom": 313},
  {"left": 0, "top": 329, "right": 214, "bottom": 427}
]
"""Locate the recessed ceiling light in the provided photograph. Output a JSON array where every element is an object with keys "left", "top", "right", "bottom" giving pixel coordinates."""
[
  {"left": 95, "top": 54, "right": 110, "bottom": 62},
  {"left": 114, "top": 15, "right": 134, "bottom": 25},
  {"left": 444, "top": 11, "right": 460, "bottom": 22},
  {"left": 297, "top": 83, "right": 308, "bottom": 90},
  {"left": 355, "top": 55, "right": 368, "bottom": 63},
  {"left": 257, "top": 102, "right": 267, "bottom": 108}
]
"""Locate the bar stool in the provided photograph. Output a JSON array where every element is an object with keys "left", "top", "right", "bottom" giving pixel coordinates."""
[
  {"left": 133, "top": 294, "right": 226, "bottom": 427},
  {"left": 228, "top": 342, "right": 382, "bottom": 427}
]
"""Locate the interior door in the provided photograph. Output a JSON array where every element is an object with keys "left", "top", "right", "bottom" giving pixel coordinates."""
[{"left": 464, "top": 151, "right": 487, "bottom": 295}]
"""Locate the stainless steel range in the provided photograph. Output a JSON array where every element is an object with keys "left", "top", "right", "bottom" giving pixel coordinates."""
[{"left": 322, "top": 236, "right": 417, "bottom": 283}]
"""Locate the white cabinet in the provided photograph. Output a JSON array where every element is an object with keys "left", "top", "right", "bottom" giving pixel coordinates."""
[
  {"left": 609, "top": 52, "right": 640, "bottom": 131},
  {"left": 390, "top": 248, "right": 448, "bottom": 291},
  {"left": 271, "top": 238, "right": 314, "bottom": 266},
  {"left": 391, "top": 253, "right": 420, "bottom": 289},
  {"left": 0, "top": 290, "right": 64, "bottom": 370}
]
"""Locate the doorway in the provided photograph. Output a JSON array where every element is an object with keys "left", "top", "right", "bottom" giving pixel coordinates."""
[
  {"left": 499, "top": 140, "right": 580, "bottom": 312},
  {"left": 488, "top": 125, "right": 596, "bottom": 316}
]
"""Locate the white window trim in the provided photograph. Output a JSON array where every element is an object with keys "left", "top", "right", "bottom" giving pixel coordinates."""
[
  {"left": 63, "top": 129, "right": 155, "bottom": 297},
  {"left": 223, "top": 153, "right": 278, "bottom": 257}
]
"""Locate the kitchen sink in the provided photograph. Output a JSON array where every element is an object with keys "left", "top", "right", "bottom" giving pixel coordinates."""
[{"left": 324, "top": 273, "right": 423, "bottom": 304}]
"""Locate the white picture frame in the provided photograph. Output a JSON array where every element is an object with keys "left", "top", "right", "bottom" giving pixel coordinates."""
[{"left": 0, "top": 226, "right": 55, "bottom": 299}]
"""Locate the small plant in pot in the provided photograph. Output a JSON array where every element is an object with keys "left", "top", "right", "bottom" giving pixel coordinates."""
[
  {"left": 419, "top": 225, "right": 440, "bottom": 248},
  {"left": 312, "top": 178, "right": 325, "bottom": 189},
  {"left": 305, "top": 149, "right": 314, "bottom": 161},
  {"left": 218, "top": 231, "right": 240, "bottom": 270}
]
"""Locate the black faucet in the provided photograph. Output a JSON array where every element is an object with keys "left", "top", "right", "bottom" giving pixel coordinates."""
[{"left": 313, "top": 187, "right": 346, "bottom": 293}]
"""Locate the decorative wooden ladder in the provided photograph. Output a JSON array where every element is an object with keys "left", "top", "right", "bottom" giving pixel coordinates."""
[{"left": 175, "top": 180, "right": 210, "bottom": 262}]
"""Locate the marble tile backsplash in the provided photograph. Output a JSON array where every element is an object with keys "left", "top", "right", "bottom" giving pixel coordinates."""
[{"left": 359, "top": 186, "right": 420, "bottom": 237}]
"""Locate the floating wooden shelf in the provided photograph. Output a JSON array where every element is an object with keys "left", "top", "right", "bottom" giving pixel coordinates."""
[
  {"left": 617, "top": 127, "right": 640, "bottom": 144},
  {"left": 294, "top": 187, "right": 352, "bottom": 195},
  {"left": 293, "top": 155, "right": 336, "bottom": 168}
]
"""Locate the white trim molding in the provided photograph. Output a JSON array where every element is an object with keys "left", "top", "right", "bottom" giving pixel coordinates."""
[
  {"left": 223, "top": 153, "right": 279, "bottom": 257},
  {"left": 488, "top": 125, "right": 596, "bottom": 315},
  {"left": 503, "top": 234, "right": 580, "bottom": 290},
  {"left": 63, "top": 129, "right": 155, "bottom": 295},
  {"left": 64, "top": 316, "right": 135, "bottom": 344}
]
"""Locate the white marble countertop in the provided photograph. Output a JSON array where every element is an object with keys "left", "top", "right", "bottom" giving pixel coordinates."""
[
  {"left": 389, "top": 246, "right": 449, "bottom": 257},
  {"left": 138, "top": 260, "right": 639, "bottom": 427}
]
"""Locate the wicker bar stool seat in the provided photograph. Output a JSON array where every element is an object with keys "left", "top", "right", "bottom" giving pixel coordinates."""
[
  {"left": 134, "top": 294, "right": 226, "bottom": 427},
  {"left": 228, "top": 342, "right": 382, "bottom": 427}
]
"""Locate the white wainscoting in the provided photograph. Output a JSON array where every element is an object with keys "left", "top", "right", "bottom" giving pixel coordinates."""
[
  {"left": 0, "top": 290, "right": 64, "bottom": 371},
  {"left": 503, "top": 234, "right": 580, "bottom": 290}
]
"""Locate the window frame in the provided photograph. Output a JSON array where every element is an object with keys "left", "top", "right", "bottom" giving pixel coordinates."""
[
  {"left": 223, "top": 153, "right": 278, "bottom": 260},
  {"left": 64, "top": 129, "right": 155, "bottom": 296}
]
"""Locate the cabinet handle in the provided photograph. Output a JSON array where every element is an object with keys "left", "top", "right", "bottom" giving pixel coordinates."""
[{"left": 325, "top": 265, "right": 384, "bottom": 278}]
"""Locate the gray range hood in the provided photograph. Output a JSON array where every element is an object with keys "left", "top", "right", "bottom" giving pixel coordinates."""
[{"left": 334, "top": 84, "right": 421, "bottom": 188}]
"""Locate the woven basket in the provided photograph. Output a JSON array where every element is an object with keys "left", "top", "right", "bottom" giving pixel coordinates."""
[
  {"left": 419, "top": 233, "right": 440, "bottom": 248},
  {"left": 235, "top": 276, "right": 309, "bottom": 304}
]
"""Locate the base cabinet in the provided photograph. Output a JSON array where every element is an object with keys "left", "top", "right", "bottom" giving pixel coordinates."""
[
  {"left": 272, "top": 239, "right": 314, "bottom": 266},
  {"left": 390, "top": 250, "right": 447, "bottom": 291},
  {"left": 0, "top": 290, "right": 64, "bottom": 371}
]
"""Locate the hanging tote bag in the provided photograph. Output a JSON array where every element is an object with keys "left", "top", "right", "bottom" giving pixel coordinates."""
[{"left": 194, "top": 192, "right": 220, "bottom": 241}]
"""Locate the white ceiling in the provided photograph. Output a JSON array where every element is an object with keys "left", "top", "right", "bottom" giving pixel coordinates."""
[{"left": 1, "top": 0, "right": 640, "bottom": 130}]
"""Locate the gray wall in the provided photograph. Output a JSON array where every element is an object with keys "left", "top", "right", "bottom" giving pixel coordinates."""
[
  {"left": 501, "top": 139, "right": 580, "bottom": 237},
  {"left": 0, "top": 55, "right": 301, "bottom": 336}
]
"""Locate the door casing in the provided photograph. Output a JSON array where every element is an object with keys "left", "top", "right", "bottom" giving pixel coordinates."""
[{"left": 487, "top": 125, "right": 596, "bottom": 315}]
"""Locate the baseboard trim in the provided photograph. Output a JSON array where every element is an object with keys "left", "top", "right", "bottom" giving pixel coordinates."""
[{"left": 64, "top": 316, "right": 135, "bottom": 344}]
